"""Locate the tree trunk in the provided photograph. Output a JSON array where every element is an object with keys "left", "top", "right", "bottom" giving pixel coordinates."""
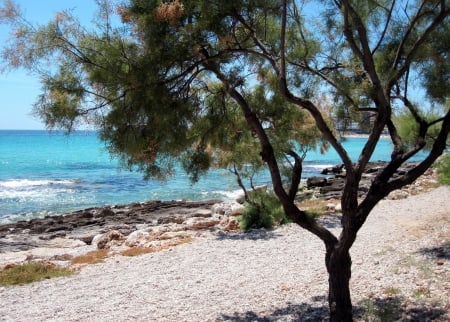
[{"left": 326, "top": 248, "right": 353, "bottom": 322}]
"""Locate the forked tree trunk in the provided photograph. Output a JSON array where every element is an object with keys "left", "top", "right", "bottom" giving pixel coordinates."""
[{"left": 326, "top": 248, "right": 353, "bottom": 322}]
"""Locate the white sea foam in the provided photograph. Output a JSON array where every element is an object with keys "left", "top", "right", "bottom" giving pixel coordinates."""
[
  {"left": 0, "top": 188, "right": 75, "bottom": 200},
  {"left": 0, "top": 179, "right": 75, "bottom": 188},
  {"left": 0, "top": 179, "right": 80, "bottom": 207},
  {"left": 207, "top": 189, "right": 244, "bottom": 201},
  {"left": 304, "top": 164, "right": 334, "bottom": 170},
  {"left": 0, "top": 211, "right": 53, "bottom": 224}
]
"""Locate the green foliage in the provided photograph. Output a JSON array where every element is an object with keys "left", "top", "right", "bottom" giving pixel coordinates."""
[
  {"left": 393, "top": 107, "right": 448, "bottom": 150},
  {"left": 181, "top": 147, "right": 211, "bottom": 183},
  {"left": 436, "top": 154, "right": 450, "bottom": 185},
  {"left": 239, "top": 189, "right": 290, "bottom": 231},
  {"left": 417, "top": 21, "right": 450, "bottom": 104},
  {"left": 0, "top": 262, "right": 75, "bottom": 286},
  {"left": 359, "top": 297, "right": 402, "bottom": 322}
]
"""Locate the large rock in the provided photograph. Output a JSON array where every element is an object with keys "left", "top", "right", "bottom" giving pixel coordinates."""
[
  {"left": 94, "top": 230, "right": 125, "bottom": 249},
  {"left": 301, "top": 161, "right": 427, "bottom": 200},
  {"left": 96, "top": 208, "right": 115, "bottom": 217},
  {"left": 306, "top": 176, "right": 328, "bottom": 188},
  {"left": 219, "top": 216, "right": 240, "bottom": 231},
  {"left": 125, "top": 230, "right": 151, "bottom": 247},
  {"left": 320, "top": 178, "right": 345, "bottom": 193},
  {"left": 212, "top": 202, "right": 244, "bottom": 216},
  {"left": 321, "top": 164, "right": 345, "bottom": 175}
]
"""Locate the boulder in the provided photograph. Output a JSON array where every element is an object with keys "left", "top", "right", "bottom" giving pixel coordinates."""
[
  {"left": 95, "top": 230, "right": 125, "bottom": 249},
  {"left": 386, "top": 190, "right": 409, "bottom": 200},
  {"left": 220, "top": 216, "right": 241, "bottom": 231},
  {"left": 72, "top": 233, "right": 97, "bottom": 245},
  {"left": 96, "top": 208, "right": 115, "bottom": 217},
  {"left": 80, "top": 211, "right": 94, "bottom": 219},
  {"left": 306, "top": 176, "right": 328, "bottom": 188},
  {"left": 320, "top": 178, "right": 345, "bottom": 193},
  {"left": 321, "top": 164, "right": 345, "bottom": 175},
  {"left": 212, "top": 202, "right": 244, "bottom": 216},
  {"left": 125, "top": 230, "right": 150, "bottom": 247}
]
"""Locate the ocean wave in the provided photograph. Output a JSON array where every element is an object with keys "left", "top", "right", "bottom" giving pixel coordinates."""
[
  {"left": 303, "top": 164, "right": 335, "bottom": 170},
  {"left": 202, "top": 189, "right": 244, "bottom": 201},
  {"left": 0, "top": 210, "right": 56, "bottom": 225},
  {"left": 0, "top": 179, "right": 77, "bottom": 188}
]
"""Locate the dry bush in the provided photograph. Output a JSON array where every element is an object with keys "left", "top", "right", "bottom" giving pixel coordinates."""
[
  {"left": 70, "top": 249, "right": 110, "bottom": 265},
  {"left": 155, "top": 0, "right": 184, "bottom": 25},
  {"left": 120, "top": 247, "right": 155, "bottom": 257},
  {"left": 120, "top": 236, "right": 193, "bottom": 257},
  {"left": 296, "top": 198, "right": 329, "bottom": 214}
]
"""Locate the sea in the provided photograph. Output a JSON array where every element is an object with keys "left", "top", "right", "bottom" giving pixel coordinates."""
[{"left": 0, "top": 130, "right": 429, "bottom": 223}]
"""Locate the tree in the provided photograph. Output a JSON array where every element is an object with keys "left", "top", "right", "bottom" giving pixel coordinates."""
[{"left": 1, "top": 0, "right": 449, "bottom": 321}]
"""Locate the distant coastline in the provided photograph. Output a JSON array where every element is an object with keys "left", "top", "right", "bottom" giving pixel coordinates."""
[
  {"left": 339, "top": 131, "right": 390, "bottom": 139},
  {"left": 0, "top": 129, "right": 391, "bottom": 139}
]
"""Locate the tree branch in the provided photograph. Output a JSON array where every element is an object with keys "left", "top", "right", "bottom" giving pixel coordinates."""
[
  {"left": 287, "top": 150, "right": 303, "bottom": 202},
  {"left": 392, "top": 0, "right": 430, "bottom": 71},
  {"left": 207, "top": 63, "right": 338, "bottom": 246},
  {"left": 389, "top": 2, "right": 450, "bottom": 88},
  {"left": 372, "top": 0, "right": 396, "bottom": 55}
]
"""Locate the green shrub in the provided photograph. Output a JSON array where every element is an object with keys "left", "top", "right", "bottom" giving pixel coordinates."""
[
  {"left": 238, "top": 190, "right": 290, "bottom": 231},
  {"left": 436, "top": 153, "right": 450, "bottom": 185},
  {"left": 359, "top": 298, "right": 402, "bottom": 322},
  {"left": 394, "top": 109, "right": 444, "bottom": 150},
  {"left": 0, "top": 262, "right": 75, "bottom": 286}
]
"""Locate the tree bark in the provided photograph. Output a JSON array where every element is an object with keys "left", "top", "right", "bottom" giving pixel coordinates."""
[{"left": 326, "top": 248, "right": 353, "bottom": 322}]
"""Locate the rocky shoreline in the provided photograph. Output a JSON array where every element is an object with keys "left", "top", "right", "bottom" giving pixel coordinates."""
[
  {"left": 0, "top": 185, "right": 448, "bottom": 321},
  {"left": 0, "top": 162, "right": 439, "bottom": 266},
  {"left": 0, "top": 199, "right": 244, "bottom": 253},
  {"left": 303, "top": 161, "right": 437, "bottom": 200}
]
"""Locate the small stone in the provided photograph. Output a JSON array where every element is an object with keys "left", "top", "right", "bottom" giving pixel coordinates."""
[
  {"left": 159, "top": 231, "right": 190, "bottom": 240},
  {"left": 326, "top": 203, "right": 336, "bottom": 212}
]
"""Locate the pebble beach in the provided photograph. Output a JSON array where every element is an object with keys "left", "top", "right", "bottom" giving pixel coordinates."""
[{"left": 0, "top": 184, "right": 449, "bottom": 321}]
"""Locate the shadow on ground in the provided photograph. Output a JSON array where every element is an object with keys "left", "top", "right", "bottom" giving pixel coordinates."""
[
  {"left": 417, "top": 240, "right": 450, "bottom": 261},
  {"left": 355, "top": 295, "right": 447, "bottom": 321},
  {"left": 215, "top": 213, "right": 344, "bottom": 242},
  {"left": 215, "top": 229, "right": 284, "bottom": 241},
  {"left": 317, "top": 214, "right": 342, "bottom": 229},
  {"left": 218, "top": 300, "right": 329, "bottom": 322},
  {"left": 217, "top": 295, "right": 447, "bottom": 321}
]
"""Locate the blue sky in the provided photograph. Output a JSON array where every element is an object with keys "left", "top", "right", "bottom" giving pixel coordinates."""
[{"left": 0, "top": 0, "right": 98, "bottom": 130}]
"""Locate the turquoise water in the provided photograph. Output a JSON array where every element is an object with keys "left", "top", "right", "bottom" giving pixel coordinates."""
[{"left": 0, "top": 130, "right": 428, "bottom": 223}]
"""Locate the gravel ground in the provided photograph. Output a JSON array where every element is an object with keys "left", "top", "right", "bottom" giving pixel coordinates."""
[{"left": 0, "top": 186, "right": 449, "bottom": 321}]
